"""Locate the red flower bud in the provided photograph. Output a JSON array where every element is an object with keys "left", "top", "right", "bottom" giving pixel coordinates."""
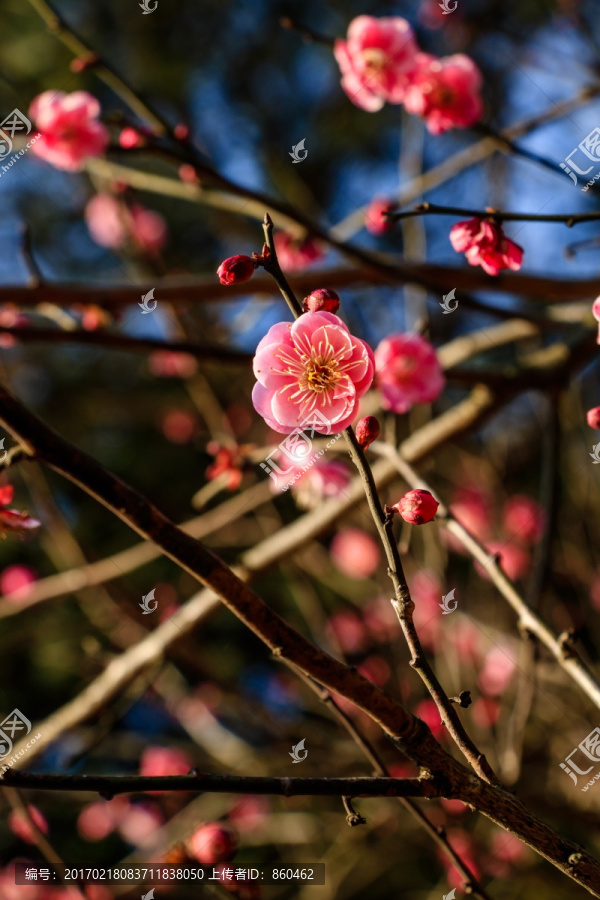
[
  {"left": 174, "top": 123, "right": 190, "bottom": 140},
  {"left": 119, "top": 127, "right": 144, "bottom": 149},
  {"left": 179, "top": 164, "right": 199, "bottom": 184},
  {"left": 355, "top": 416, "right": 380, "bottom": 450},
  {"left": 303, "top": 288, "right": 340, "bottom": 314},
  {"left": 217, "top": 255, "right": 256, "bottom": 286},
  {"left": 394, "top": 489, "right": 439, "bottom": 525},
  {"left": 587, "top": 406, "right": 600, "bottom": 430},
  {"left": 188, "top": 823, "right": 237, "bottom": 865},
  {"left": 69, "top": 53, "right": 100, "bottom": 73}
]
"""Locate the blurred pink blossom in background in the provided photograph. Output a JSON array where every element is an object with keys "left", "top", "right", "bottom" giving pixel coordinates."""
[
  {"left": 403, "top": 53, "right": 483, "bottom": 134},
  {"left": 375, "top": 333, "right": 445, "bottom": 413},
  {"left": 30, "top": 90, "right": 109, "bottom": 171},
  {"left": 331, "top": 527, "right": 380, "bottom": 578},
  {"left": 334, "top": 16, "right": 418, "bottom": 111}
]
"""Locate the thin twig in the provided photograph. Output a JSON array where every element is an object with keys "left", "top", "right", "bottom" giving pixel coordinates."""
[
  {"left": 259, "top": 222, "right": 498, "bottom": 785},
  {"left": 387, "top": 201, "right": 600, "bottom": 226}
]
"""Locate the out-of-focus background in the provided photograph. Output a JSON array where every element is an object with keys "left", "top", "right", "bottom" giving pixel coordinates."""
[{"left": 1, "top": 0, "right": 600, "bottom": 897}]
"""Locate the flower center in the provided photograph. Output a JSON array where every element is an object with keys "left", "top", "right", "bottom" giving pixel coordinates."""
[
  {"left": 305, "top": 358, "right": 340, "bottom": 393},
  {"left": 362, "top": 48, "right": 388, "bottom": 76}
]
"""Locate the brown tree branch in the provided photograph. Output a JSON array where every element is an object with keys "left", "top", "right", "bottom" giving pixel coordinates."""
[
  {"left": 372, "top": 445, "right": 600, "bottom": 711},
  {"left": 2, "top": 771, "right": 438, "bottom": 799},
  {"left": 1, "top": 382, "right": 600, "bottom": 892}
]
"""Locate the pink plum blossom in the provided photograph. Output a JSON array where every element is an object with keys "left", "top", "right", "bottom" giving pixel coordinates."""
[
  {"left": 334, "top": 16, "right": 419, "bottom": 112},
  {"left": 438, "top": 829, "right": 481, "bottom": 889},
  {"left": 148, "top": 351, "right": 198, "bottom": 378},
  {"left": 29, "top": 90, "right": 109, "bottom": 171},
  {"left": 290, "top": 459, "right": 352, "bottom": 508},
  {"left": 188, "top": 823, "right": 238, "bottom": 864},
  {"left": 206, "top": 442, "right": 248, "bottom": 490},
  {"left": 445, "top": 485, "right": 493, "bottom": 553},
  {"left": 0, "top": 484, "right": 41, "bottom": 536},
  {"left": 0, "top": 564, "right": 37, "bottom": 600},
  {"left": 118, "top": 802, "right": 164, "bottom": 848},
  {"left": 326, "top": 609, "right": 370, "bottom": 654},
  {"left": 587, "top": 407, "right": 600, "bottom": 429},
  {"left": 274, "top": 233, "right": 324, "bottom": 271},
  {"left": 85, "top": 193, "right": 167, "bottom": 256},
  {"left": 331, "top": 528, "right": 380, "bottom": 578},
  {"left": 8, "top": 805, "right": 48, "bottom": 843},
  {"left": 252, "top": 312, "right": 374, "bottom": 434},
  {"left": 415, "top": 699, "right": 444, "bottom": 740},
  {"left": 364, "top": 197, "right": 395, "bottom": 235},
  {"left": 476, "top": 540, "right": 530, "bottom": 582},
  {"left": 450, "top": 217, "right": 523, "bottom": 276},
  {"left": 403, "top": 53, "right": 483, "bottom": 134},
  {"left": 140, "top": 745, "right": 193, "bottom": 778},
  {"left": 593, "top": 296, "right": 600, "bottom": 342},
  {"left": 374, "top": 333, "right": 445, "bottom": 413},
  {"left": 411, "top": 570, "right": 443, "bottom": 649},
  {"left": 478, "top": 645, "right": 517, "bottom": 696},
  {"left": 502, "top": 495, "right": 545, "bottom": 544}
]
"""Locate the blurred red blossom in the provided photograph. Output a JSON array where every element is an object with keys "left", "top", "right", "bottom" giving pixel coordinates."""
[
  {"left": 415, "top": 698, "right": 444, "bottom": 740},
  {"left": 140, "top": 745, "right": 193, "bottom": 778},
  {"left": 29, "top": 90, "right": 109, "bottom": 171},
  {"left": 206, "top": 442, "right": 251, "bottom": 490},
  {"left": 331, "top": 528, "right": 380, "bottom": 578},
  {"left": 502, "top": 495, "right": 545, "bottom": 544},
  {"left": 476, "top": 540, "right": 530, "bottom": 582},
  {"left": 188, "top": 823, "right": 238, "bottom": 864},
  {"left": 403, "top": 53, "right": 483, "bottom": 134},
  {"left": 375, "top": 333, "right": 445, "bottom": 414},
  {"left": 477, "top": 645, "right": 517, "bottom": 696},
  {"left": 0, "top": 485, "right": 41, "bottom": 536},
  {"left": 364, "top": 197, "right": 395, "bottom": 235},
  {"left": 274, "top": 233, "right": 324, "bottom": 271},
  {"left": 326, "top": 609, "right": 370, "bottom": 654},
  {"left": 0, "top": 564, "right": 37, "bottom": 600},
  {"left": 334, "top": 16, "right": 418, "bottom": 111},
  {"left": 450, "top": 217, "right": 523, "bottom": 275},
  {"left": 149, "top": 351, "right": 198, "bottom": 378},
  {"left": 587, "top": 406, "right": 600, "bottom": 429},
  {"left": 593, "top": 296, "right": 600, "bottom": 342},
  {"left": 8, "top": 805, "right": 48, "bottom": 843},
  {"left": 85, "top": 193, "right": 167, "bottom": 255}
]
